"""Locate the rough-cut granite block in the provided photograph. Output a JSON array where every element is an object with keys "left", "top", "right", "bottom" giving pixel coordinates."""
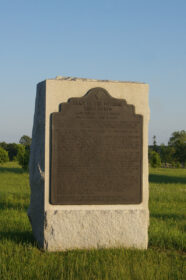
[{"left": 28, "top": 77, "right": 150, "bottom": 251}]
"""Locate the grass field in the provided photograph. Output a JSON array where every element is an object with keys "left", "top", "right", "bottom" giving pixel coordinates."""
[{"left": 0, "top": 162, "right": 185, "bottom": 280}]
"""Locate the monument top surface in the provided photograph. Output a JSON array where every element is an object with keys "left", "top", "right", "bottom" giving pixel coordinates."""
[{"left": 44, "top": 76, "right": 147, "bottom": 85}]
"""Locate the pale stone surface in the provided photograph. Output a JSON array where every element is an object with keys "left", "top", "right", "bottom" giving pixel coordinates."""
[
  {"left": 44, "top": 209, "right": 148, "bottom": 251},
  {"left": 29, "top": 77, "right": 150, "bottom": 251}
]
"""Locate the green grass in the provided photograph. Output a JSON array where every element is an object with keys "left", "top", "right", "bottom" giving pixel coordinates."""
[{"left": 0, "top": 162, "right": 185, "bottom": 280}]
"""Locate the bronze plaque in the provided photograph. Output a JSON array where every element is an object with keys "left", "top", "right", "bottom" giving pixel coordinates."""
[{"left": 50, "top": 87, "right": 143, "bottom": 204}]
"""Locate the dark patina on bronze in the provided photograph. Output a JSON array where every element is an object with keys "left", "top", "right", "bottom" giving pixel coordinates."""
[{"left": 50, "top": 87, "right": 143, "bottom": 205}]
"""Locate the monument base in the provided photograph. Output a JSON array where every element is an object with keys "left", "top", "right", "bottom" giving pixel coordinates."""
[{"left": 43, "top": 207, "right": 148, "bottom": 251}]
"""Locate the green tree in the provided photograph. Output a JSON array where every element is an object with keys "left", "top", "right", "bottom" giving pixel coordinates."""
[
  {"left": 149, "top": 150, "right": 161, "bottom": 168},
  {"left": 19, "top": 135, "right": 32, "bottom": 146},
  {"left": 6, "top": 143, "right": 19, "bottom": 161},
  {"left": 152, "top": 135, "right": 158, "bottom": 152},
  {"left": 0, "top": 142, "right": 8, "bottom": 151},
  {"left": 160, "top": 144, "right": 175, "bottom": 164},
  {"left": 17, "top": 144, "right": 30, "bottom": 171},
  {"left": 0, "top": 147, "right": 9, "bottom": 163},
  {"left": 0, "top": 142, "right": 19, "bottom": 161},
  {"left": 168, "top": 130, "right": 186, "bottom": 165}
]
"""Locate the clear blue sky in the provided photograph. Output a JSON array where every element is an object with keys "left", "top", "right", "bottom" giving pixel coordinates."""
[{"left": 0, "top": 0, "right": 185, "bottom": 145}]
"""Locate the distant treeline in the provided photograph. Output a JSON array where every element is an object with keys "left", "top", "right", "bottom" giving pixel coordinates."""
[
  {"left": 0, "top": 131, "right": 185, "bottom": 170},
  {"left": 0, "top": 135, "right": 31, "bottom": 170},
  {"left": 149, "top": 130, "right": 186, "bottom": 168}
]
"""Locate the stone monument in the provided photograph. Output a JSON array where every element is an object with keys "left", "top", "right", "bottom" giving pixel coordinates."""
[{"left": 28, "top": 77, "right": 150, "bottom": 251}]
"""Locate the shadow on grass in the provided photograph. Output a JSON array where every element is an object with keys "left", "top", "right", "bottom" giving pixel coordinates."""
[
  {"left": 0, "top": 166, "right": 25, "bottom": 174},
  {"left": 0, "top": 230, "right": 36, "bottom": 245},
  {"left": 149, "top": 174, "right": 186, "bottom": 184},
  {"left": 151, "top": 212, "right": 186, "bottom": 221}
]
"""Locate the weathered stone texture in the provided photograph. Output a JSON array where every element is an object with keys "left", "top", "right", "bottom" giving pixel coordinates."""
[{"left": 44, "top": 209, "right": 148, "bottom": 251}]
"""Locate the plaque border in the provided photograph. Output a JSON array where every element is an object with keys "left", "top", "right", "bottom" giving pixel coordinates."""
[{"left": 50, "top": 87, "right": 143, "bottom": 205}]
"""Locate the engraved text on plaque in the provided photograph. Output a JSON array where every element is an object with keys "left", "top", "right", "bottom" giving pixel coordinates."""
[{"left": 50, "top": 87, "right": 143, "bottom": 204}]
